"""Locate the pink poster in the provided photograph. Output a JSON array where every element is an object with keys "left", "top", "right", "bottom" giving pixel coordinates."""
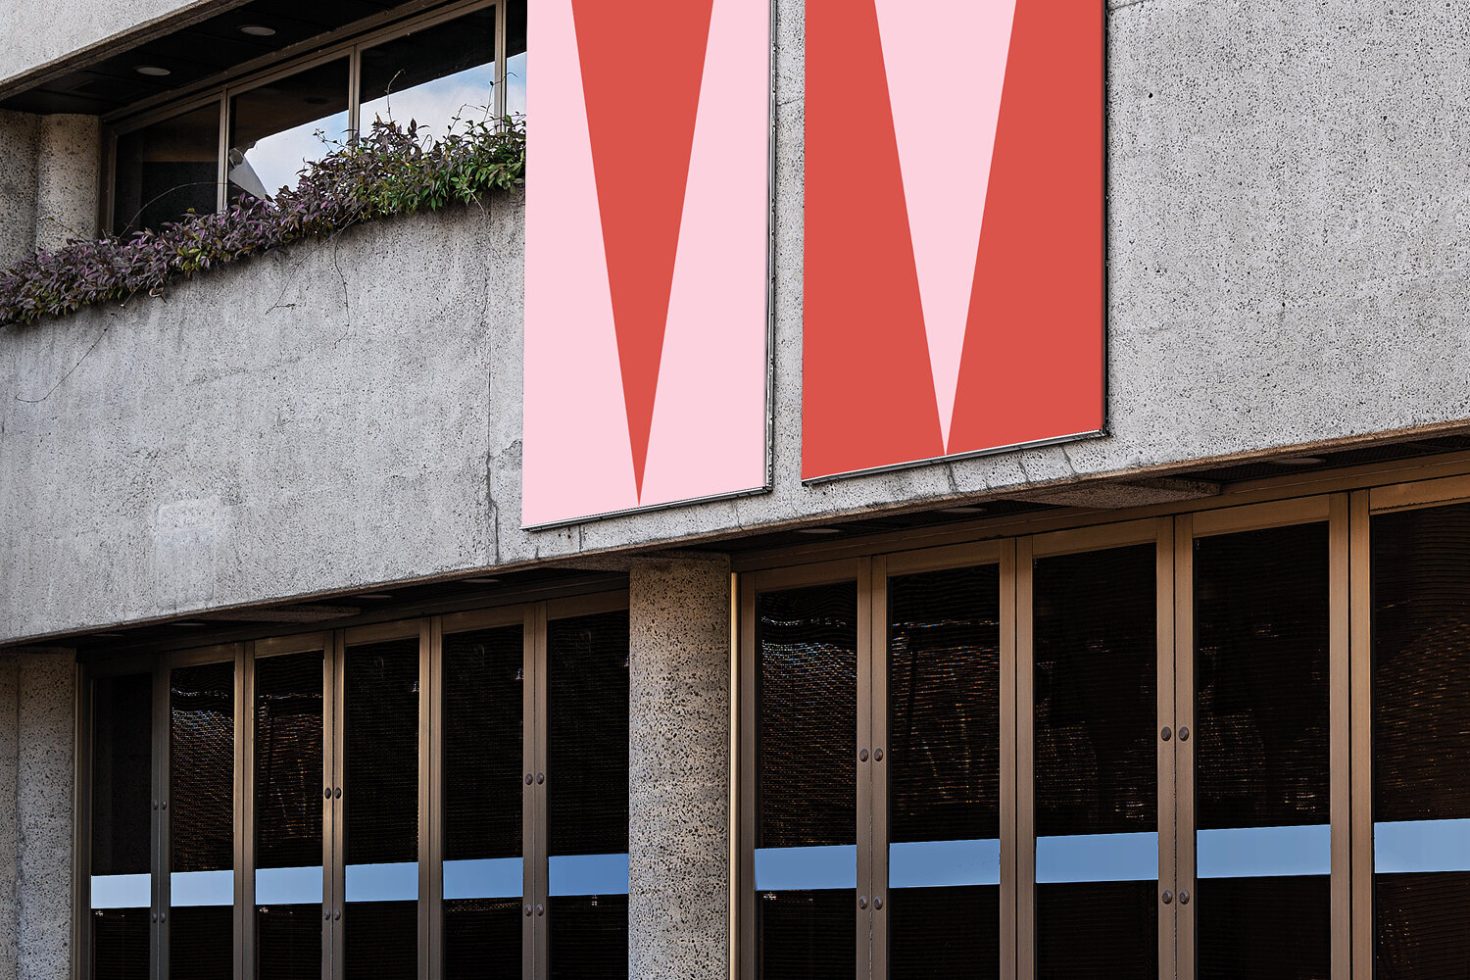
[{"left": 523, "top": 0, "right": 772, "bottom": 527}]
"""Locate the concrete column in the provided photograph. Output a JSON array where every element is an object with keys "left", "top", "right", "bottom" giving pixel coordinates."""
[
  {"left": 34, "top": 115, "right": 100, "bottom": 251},
  {"left": 0, "top": 109, "right": 39, "bottom": 269},
  {"left": 627, "top": 555, "right": 731, "bottom": 980},
  {"left": 16, "top": 650, "right": 75, "bottom": 980}
]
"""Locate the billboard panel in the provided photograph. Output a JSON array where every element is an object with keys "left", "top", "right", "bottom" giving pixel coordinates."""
[
  {"left": 524, "top": 0, "right": 771, "bottom": 526},
  {"left": 802, "top": 0, "right": 1105, "bottom": 481}
]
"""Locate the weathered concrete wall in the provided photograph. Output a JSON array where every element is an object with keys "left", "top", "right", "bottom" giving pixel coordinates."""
[
  {"left": 33, "top": 116, "right": 100, "bottom": 251},
  {"left": 627, "top": 556, "right": 730, "bottom": 980},
  {"left": 0, "top": 650, "right": 75, "bottom": 980},
  {"left": 6, "top": 0, "right": 1470, "bottom": 641}
]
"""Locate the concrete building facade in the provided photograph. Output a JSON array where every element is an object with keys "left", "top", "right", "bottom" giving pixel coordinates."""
[{"left": 3, "top": 0, "right": 1470, "bottom": 977}]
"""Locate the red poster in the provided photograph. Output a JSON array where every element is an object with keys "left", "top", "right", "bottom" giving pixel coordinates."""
[{"left": 802, "top": 0, "right": 1105, "bottom": 480}]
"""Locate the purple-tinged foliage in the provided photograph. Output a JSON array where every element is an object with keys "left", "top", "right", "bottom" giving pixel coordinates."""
[{"left": 0, "top": 117, "right": 525, "bottom": 327}]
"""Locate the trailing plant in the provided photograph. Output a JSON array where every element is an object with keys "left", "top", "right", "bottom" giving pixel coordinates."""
[{"left": 0, "top": 116, "right": 525, "bottom": 327}]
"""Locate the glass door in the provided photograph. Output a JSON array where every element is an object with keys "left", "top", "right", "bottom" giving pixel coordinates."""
[
  {"left": 1026, "top": 533, "right": 1165, "bottom": 979},
  {"left": 1186, "top": 516, "right": 1335, "bottom": 979}
]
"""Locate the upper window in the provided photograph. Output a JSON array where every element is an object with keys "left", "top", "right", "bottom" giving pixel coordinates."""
[{"left": 106, "top": 0, "right": 521, "bottom": 233}]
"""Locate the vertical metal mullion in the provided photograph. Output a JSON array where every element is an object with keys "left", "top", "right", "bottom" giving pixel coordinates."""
[
  {"left": 236, "top": 644, "right": 252, "bottom": 980},
  {"left": 154, "top": 661, "right": 171, "bottom": 980},
  {"left": 417, "top": 621, "right": 434, "bottom": 980},
  {"left": 327, "top": 634, "right": 344, "bottom": 980},
  {"left": 999, "top": 541, "right": 1019, "bottom": 980},
  {"left": 532, "top": 604, "right": 551, "bottom": 978},
  {"left": 869, "top": 557, "right": 889, "bottom": 980},
  {"left": 347, "top": 46, "right": 362, "bottom": 138},
  {"left": 521, "top": 606, "right": 539, "bottom": 980},
  {"left": 737, "top": 583, "right": 757, "bottom": 980},
  {"left": 427, "top": 619, "right": 445, "bottom": 980},
  {"left": 1348, "top": 491, "right": 1374, "bottom": 980},
  {"left": 75, "top": 666, "right": 94, "bottom": 980},
  {"left": 216, "top": 94, "right": 229, "bottom": 213},
  {"left": 493, "top": 0, "right": 508, "bottom": 122},
  {"left": 728, "top": 573, "right": 741, "bottom": 980},
  {"left": 1329, "top": 495, "right": 1353, "bottom": 980},
  {"left": 1014, "top": 538, "right": 1036, "bottom": 980},
  {"left": 854, "top": 559, "right": 874, "bottom": 980},
  {"left": 1165, "top": 518, "right": 1187, "bottom": 980}
]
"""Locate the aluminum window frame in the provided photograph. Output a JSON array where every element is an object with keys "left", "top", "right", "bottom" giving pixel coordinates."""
[{"left": 100, "top": 0, "right": 509, "bottom": 235}]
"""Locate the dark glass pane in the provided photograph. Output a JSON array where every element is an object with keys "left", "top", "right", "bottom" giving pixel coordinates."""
[
  {"left": 170, "top": 905, "right": 232, "bottom": 980},
  {"left": 1033, "top": 546, "right": 1156, "bottom": 977},
  {"left": 345, "top": 638, "right": 419, "bottom": 866},
  {"left": 548, "top": 895, "right": 628, "bottom": 980},
  {"left": 506, "top": 0, "right": 526, "bottom": 118},
  {"left": 755, "top": 583, "right": 857, "bottom": 979},
  {"left": 442, "top": 626, "right": 523, "bottom": 974},
  {"left": 887, "top": 565, "right": 1000, "bottom": 979},
  {"left": 345, "top": 900, "right": 417, "bottom": 980},
  {"left": 1195, "top": 876, "right": 1330, "bottom": 980},
  {"left": 256, "top": 905, "right": 322, "bottom": 980},
  {"left": 113, "top": 103, "right": 219, "bottom": 234},
  {"left": 547, "top": 610, "right": 628, "bottom": 979},
  {"left": 444, "top": 898, "right": 520, "bottom": 979},
  {"left": 757, "top": 584, "right": 857, "bottom": 849},
  {"left": 1033, "top": 544, "right": 1156, "bottom": 837},
  {"left": 254, "top": 651, "right": 323, "bottom": 871},
  {"left": 1195, "top": 523, "right": 1330, "bottom": 830},
  {"left": 93, "top": 908, "right": 150, "bottom": 980},
  {"left": 547, "top": 610, "right": 629, "bottom": 857},
  {"left": 1372, "top": 504, "right": 1470, "bottom": 972},
  {"left": 757, "top": 890, "right": 854, "bottom": 980},
  {"left": 889, "top": 564, "right": 1001, "bottom": 844},
  {"left": 889, "top": 885, "right": 998, "bottom": 980},
  {"left": 1035, "top": 881, "right": 1157, "bottom": 979},
  {"left": 228, "top": 59, "right": 349, "bottom": 201},
  {"left": 444, "top": 626, "right": 522, "bottom": 861},
  {"left": 359, "top": 7, "right": 496, "bottom": 138},
  {"left": 1374, "top": 872, "right": 1470, "bottom": 978},
  {"left": 1193, "top": 523, "right": 1330, "bottom": 979},
  {"left": 344, "top": 638, "right": 419, "bottom": 974},
  {"left": 171, "top": 661, "right": 234, "bottom": 873},
  {"left": 92, "top": 672, "right": 153, "bottom": 877}
]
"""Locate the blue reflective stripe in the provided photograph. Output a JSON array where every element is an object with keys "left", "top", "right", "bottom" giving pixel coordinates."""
[
  {"left": 256, "top": 866, "right": 323, "bottom": 906},
  {"left": 171, "top": 870, "right": 234, "bottom": 907},
  {"left": 754, "top": 845, "right": 856, "bottom": 892},
  {"left": 345, "top": 862, "right": 418, "bottom": 903},
  {"left": 1376, "top": 819, "right": 1470, "bottom": 874},
  {"left": 1197, "top": 824, "right": 1330, "bottom": 879},
  {"left": 444, "top": 858, "right": 523, "bottom": 900},
  {"left": 91, "top": 874, "right": 150, "bottom": 909},
  {"left": 889, "top": 839, "right": 1000, "bottom": 888},
  {"left": 548, "top": 854, "right": 629, "bottom": 897},
  {"left": 1036, "top": 832, "right": 1158, "bottom": 884}
]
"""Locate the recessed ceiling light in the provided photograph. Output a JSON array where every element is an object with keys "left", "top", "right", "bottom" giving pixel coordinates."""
[
  {"left": 464, "top": 576, "right": 500, "bottom": 584},
  {"left": 1270, "top": 456, "right": 1326, "bottom": 467},
  {"left": 94, "top": 632, "right": 126, "bottom": 639},
  {"left": 941, "top": 506, "right": 987, "bottom": 515},
  {"left": 240, "top": 24, "right": 277, "bottom": 36},
  {"left": 796, "top": 527, "right": 842, "bottom": 536},
  {"left": 135, "top": 65, "right": 171, "bottom": 77},
  {"left": 168, "top": 621, "right": 205, "bottom": 627},
  {"left": 358, "top": 593, "right": 394, "bottom": 600}
]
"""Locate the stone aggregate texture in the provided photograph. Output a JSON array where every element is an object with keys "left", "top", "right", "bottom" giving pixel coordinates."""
[
  {"left": 0, "top": 109, "right": 38, "bottom": 270},
  {"left": 6, "top": 0, "right": 1470, "bottom": 640},
  {"left": 627, "top": 555, "right": 731, "bottom": 980}
]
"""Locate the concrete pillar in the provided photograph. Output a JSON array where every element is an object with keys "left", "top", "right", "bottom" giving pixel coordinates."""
[
  {"left": 16, "top": 650, "right": 75, "bottom": 980},
  {"left": 34, "top": 115, "right": 100, "bottom": 251},
  {"left": 0, "top": 109, "right": 39, "bottom": 269},
  {"left": 627, "top": 555, "right": 731, "bottom": 980}
]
